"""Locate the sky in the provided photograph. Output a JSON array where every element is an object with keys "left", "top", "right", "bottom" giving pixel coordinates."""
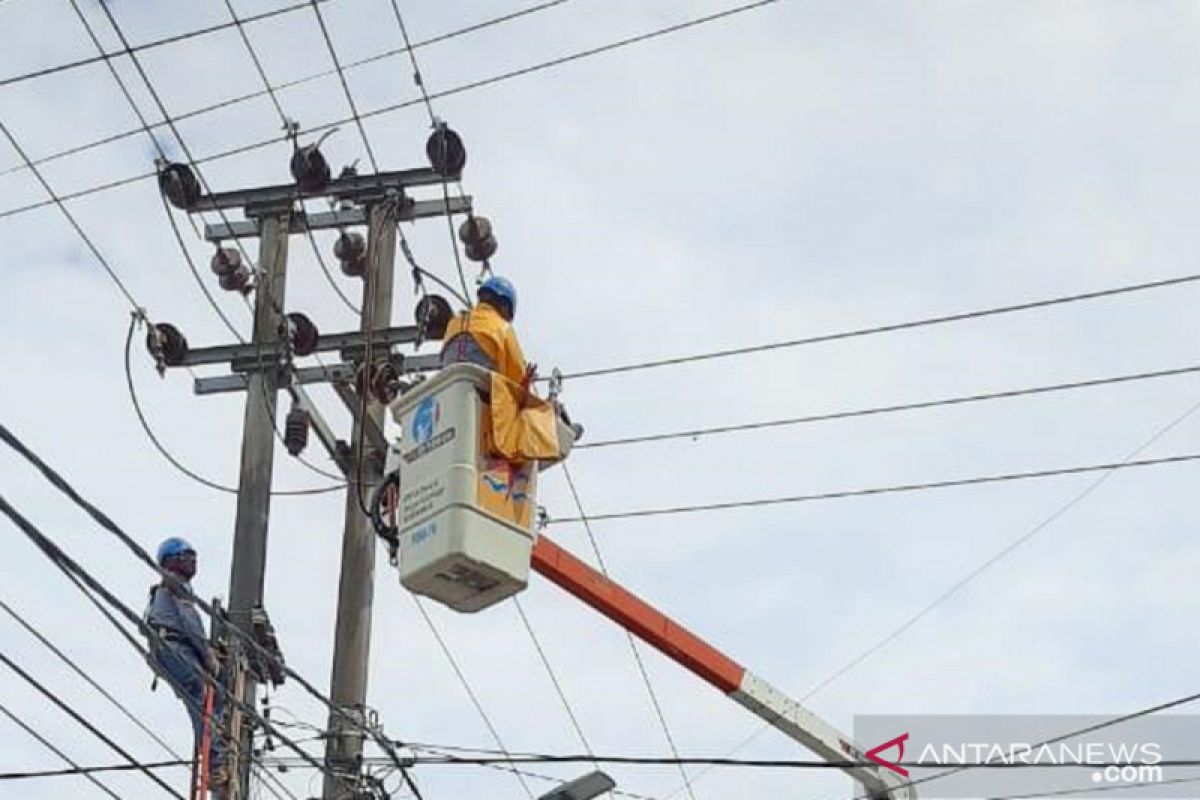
[{"left": 1, "top": 1, "right": 1199, "bottom": 799}]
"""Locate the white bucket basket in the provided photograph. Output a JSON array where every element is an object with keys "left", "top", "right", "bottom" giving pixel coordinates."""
[{"left": 387, "top": 365, "right": 537, "bottom": 613}]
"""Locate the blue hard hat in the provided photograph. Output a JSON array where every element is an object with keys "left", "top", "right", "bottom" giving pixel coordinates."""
[
  {"left": 156, "top": 537, "right": 195, "bottom": 565},
  {"left": 478, "top": 275, "right": 517, "bottom": 318}
]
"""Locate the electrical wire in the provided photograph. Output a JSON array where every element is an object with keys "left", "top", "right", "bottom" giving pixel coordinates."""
[
  {"left": 386, "top": 0, "right": 473, "bottom": 302},
  {"left": 577, "top": 364, "right": 1200, "bottom": 449},
  {"left": 122, "top": 316, "right": 342, "bottom": 496},
  {"left": 550, "top": 452, "right": 1200, "bottom": 524},
  {"left": 850, "top": 688, "right": 1200, "bottom": 800},
  {"left": 86, "top": 0, "right": 350, "bottom": 492},
  {"left": 562, "top": 464, "right": 697, "bottom": 800},
  {"left": 661, "top": 395, "right": 1200, "bottom": 799},
  {"left": 0, "top": 493, "right": 347, "bottom": 798},
  {"left": 0, "top": 649, "right": 186, "bottom": 799},
  {"left": 978, "top": 774, "right": 1200, "bottom": 800},
  {"left": 0, "top": 0, "right": 573, "bottom": 180},
  {"left": 0, "top": 595, "right": 183, "bottom": 760},
  {"left": 8, "top": 492, "right": 302, "bottom": 800},
  {"left": 511, "top": 598, "right": 599, "bottom": 762},
  {"left": 558, "top": 274, "right": 1200, "bottom": 381},
  {"left": 158, "top": 188, "right": 247, "bottom": 343},
  {"left": 0, "top": 0, "right": 327, "bottom": 88},
  {"left": 0, "top": 761, "right": 188, "bottom": 782},
  {"left": 0, "top": 700, "right": 126, "bottom": 800},
  {"left": 308, "top": 0, "right": 379, "bottom": 172},
  {"left": 410, "top": 595, "right": 536, "bottom": 798},
  {"left": 0, "top": 424, "right": 424, "bottom": 800},
  {"left": 359, "top": 754, "right": 1200, "bottom": 769},
  {"left": 358, "top": 746, "right": 666, "bottom": 800},
  {"left": 0, "top": 121, "right": 141, "bottom": 309},
  {"left": 0, "top": 0, "right": 787, "bottom": 221}
]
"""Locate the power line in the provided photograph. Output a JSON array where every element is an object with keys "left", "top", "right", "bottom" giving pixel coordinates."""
[
  {"left": 0, "top": 700, "right": 126, "bottom": 800},
  {"left": 122, "top": 315, "right": 342, "bottom": 496},
  {"left": 410, "top": 596, "right": 536, "bottom": 799},
  {"left": 418, "top": 755, "right": 1200, "bottom": 769},
  {"left": 559, "top": 273, "right": 1200, "bottom": 381},
  {"left": 853, "top": 687, "right": 1200, "bottom": 800},
  {"left": 0, "top": 492, "right": 347, "bottom": 799},
  {"left": 401, "top": 747, "right": 663, "bottom": 800},
  {"left": 0, "top": 761, "right": 187, "bottom": 782},
  {"left": 0, "top": 121, "right": 142, "bottom": 309},
  {"left": 0, "top": 0, "right": 327, "bottom": 88},
  {"left": 0, "top": 649, "right": 185, "bottom": 799},
  {"left": 511, "top": 598, "right": 599, "bottom": 763},
  {"left": 979, "top": 774, "right": 1200, "bottom": 800},
  {"left": 86, "top": 0, "right": 348, "bottom": 494},
  {"left": 0, "top": 595, "right": 183, "bottom": 760},
  {"left": 271, "top": 16, "right": 498, "bottom": 797},
  {"left": 662, "top": 395, "right": 1200, "bottom": 799},
  {"left": 385, "top": 0, "right": 473, "bottom": 302},
  {"left": 307, "top": 0, "right": 380, "bottom": 172},
  {"left": 0, "top": 0, "right": 573, "bottom": 180},
  {"left": 0, "top": 423, "right": 423, "bottom": 799},
  {"left": 578, "top": 364, "right": 1200, "bottom": 449},
  {"left": 0, "top": 0, "right": 786, "bottom": 221},
  {"left": 550, "top": 452, "right": 1200, "bottom": 524},
  {"left": 562, "top": 464, "right": 697, "bottom": 800}
]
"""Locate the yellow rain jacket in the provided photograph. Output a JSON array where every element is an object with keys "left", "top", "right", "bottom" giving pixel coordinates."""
[
  {"left": 485, "top": 372, "right": 560, "bottom": 463},
  {"left": 441, "top": 303, "right": 528, "bottom": 386}
]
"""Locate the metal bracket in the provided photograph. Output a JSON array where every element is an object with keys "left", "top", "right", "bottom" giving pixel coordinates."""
[
  {"left": 176, "top": 326, "right": 422, "bottom": 368},
  {"left": 195, "top": 354, "right": 441, "bottom": 396},
  {"left": 187, "top": 166, "right": 460, "bottom": 214},
  {"left": 204, "top": 196, "right": 472, "bottom": 241}
]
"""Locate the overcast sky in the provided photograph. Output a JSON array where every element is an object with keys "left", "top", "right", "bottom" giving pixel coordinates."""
[{"left": 2, "top": 2, "right": 1199, "bottom": 799}]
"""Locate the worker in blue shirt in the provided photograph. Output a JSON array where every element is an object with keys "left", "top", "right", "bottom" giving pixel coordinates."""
[{"left": 144, "top": 537, "right": 225, "bottom": 789}]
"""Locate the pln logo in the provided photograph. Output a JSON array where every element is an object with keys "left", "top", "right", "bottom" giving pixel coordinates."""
[{"left": 411, "top": 398, "right": 438, "bottom": 445}]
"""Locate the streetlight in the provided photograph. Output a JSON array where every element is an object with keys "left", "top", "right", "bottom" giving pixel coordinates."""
[{"left": 536, "top": 771, "right": 617, "bottom": 800}]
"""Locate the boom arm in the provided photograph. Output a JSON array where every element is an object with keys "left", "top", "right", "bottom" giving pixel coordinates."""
[{"left": 531, "top": 535, "right": 911, "bottom": 800}]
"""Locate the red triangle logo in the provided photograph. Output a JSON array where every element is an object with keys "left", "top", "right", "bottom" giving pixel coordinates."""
[{"left": 865, "top": 733, "right": 910, "bottom": 777}]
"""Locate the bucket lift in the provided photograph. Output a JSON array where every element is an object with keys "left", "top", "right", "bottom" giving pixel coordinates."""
[
  {"left": 379, "top": 363, "right": 911, "bottom": 799},
  {"left": 383, "top": 364, "right": 574, "bottom": 612}
]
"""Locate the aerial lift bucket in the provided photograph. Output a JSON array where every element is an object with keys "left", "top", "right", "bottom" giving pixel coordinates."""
[{"left": 386, "top": 364, "right": 574, "bottom": 612}]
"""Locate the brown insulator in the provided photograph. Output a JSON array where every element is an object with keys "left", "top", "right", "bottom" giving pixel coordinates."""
[
  {"left": 333, "top": 231, "right": 367, "bottom": 277},
  {"left": 414, "top": 294, "right": 453, "bottom": 340},
  {"left": 290, "top": 143, "right": 331, "bottom": 193},
  {"left": 283, "top": 406, "right": 310, "bottom": 456},
  {"left": 426, "top": 124, "right": 466, "bottom": 177},
  {"left": 218, "top": 266, "right": 251, "bottom": 293},
  {"left": 145, "top": 322, "right": 189, "bottom": 367},
  {"left": 210, "top": 247, "right": 241, "bottom": 277},
  {"left": 286, "top": 312, "right": 319, "bottom": 357},
  {"left": 158, "top": 162, "right": 201, "bottom": 210}
]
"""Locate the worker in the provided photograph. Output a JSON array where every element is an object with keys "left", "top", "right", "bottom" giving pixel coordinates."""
[
  {"left": 441, "top": 275, "right": 583, "bottom": 442},
  {"left": 441, "top": 275, "right": 531, "bottom": 386},
  {"left": 144, "top": 537, "right": 225, "bottom": 791}
]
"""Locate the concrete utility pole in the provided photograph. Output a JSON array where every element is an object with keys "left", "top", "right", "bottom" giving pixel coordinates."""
[
  {"left": 154, "top": 164, "right": 468, "bottom": 798},
  {"left": 321, "top": 200, "right": 398, "bottom": 799},
  {"left": 227, "top": 211, "right": 289, "bottom": 800}
]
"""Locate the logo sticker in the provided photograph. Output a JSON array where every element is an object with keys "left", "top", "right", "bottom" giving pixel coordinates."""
[{"left": 410, "top": 397, "right": 437, "bottom": 445}]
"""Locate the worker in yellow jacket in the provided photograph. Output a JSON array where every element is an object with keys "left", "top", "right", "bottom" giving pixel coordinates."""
[
  {"left": 441, "top": 275, "right": 583, "bottom": 446},
  {"left": 441, "top": 276, "right": 532, "bottom": 386}
]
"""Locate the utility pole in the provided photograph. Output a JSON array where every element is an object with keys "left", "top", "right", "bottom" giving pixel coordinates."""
[
  {"left": 322, "top": 200, "right": 398, "bottom": 798},
  {"left": 227, "top": 211, "right": 289, "bottom": 800},
  {"left": 151, "top": 159, "right": 467, "bottom": 798}
]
